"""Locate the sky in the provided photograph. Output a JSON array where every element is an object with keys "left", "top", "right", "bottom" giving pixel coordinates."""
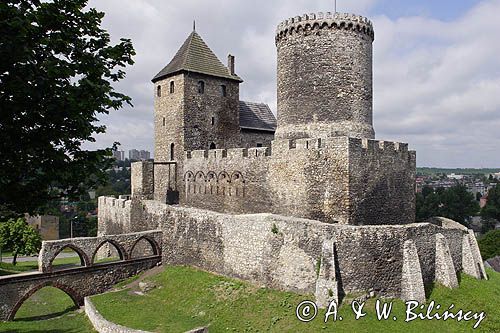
[{"left": 84, "top": 0, "right": 500, "bottom": 168}]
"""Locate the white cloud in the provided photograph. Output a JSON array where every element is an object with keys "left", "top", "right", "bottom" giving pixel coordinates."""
[
  {"left": 83, "top": 0, "right": 500, "bottom": 167},
  {"left": 372, "top": 0, "right": 500, "bottom": 167}
]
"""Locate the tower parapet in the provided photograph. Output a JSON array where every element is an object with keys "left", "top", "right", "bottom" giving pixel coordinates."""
[
  {"left": 275, "top": 12, "right": 375, "bottom": 141},
  {"left": 275, "top": 12, "right": 374, "bottom": 42}
]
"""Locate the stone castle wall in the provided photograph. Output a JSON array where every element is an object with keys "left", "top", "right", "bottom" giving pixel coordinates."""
[
  {"left": 97, "top": 198, "right": 480, "bottom": 300},
  {"left": 240, "top": 129, "right": 275, "bottom": 148},
  {"left": 180, "top": 136, "right": 415, "bottom": 225}
]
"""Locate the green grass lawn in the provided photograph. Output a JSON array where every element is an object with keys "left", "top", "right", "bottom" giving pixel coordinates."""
[
  {"left": 90, "top": 266, "right": 500, "bottom": 333},
  {"left": 0, "top": 287, "right": 95, "bottom": 333},
  {"left": 0, "top": 256, "right": 83, "bottom": 276}
]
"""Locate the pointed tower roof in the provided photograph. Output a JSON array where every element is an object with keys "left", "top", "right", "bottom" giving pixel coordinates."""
[{"left": 152, "top": 31, "right": 243, "bottom": 83}]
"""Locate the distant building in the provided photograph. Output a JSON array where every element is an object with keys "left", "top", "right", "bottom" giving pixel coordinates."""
[
  {"left": 480, "top": 194, "right": 488, "bottom": 208},
  {"left": 25, "top": 215, "right": 59, "bottom": 240},
  {"left": 139, "top": 150, "right": 151, "bottom": 160},
  {"left": 447, "top": 173, "right": 464, "bottom": 180},
  {"left": 129, "top": 149, "right": 151, "bottom": 160},
  {"left": 113, "top": 150, "right": 125, "bottom": 161},
  {"left": 129, "top": 149, "right": 140, "bottom": 160},
  {"left": 468, "top": 182, "right": 486, "bottom": 196}
]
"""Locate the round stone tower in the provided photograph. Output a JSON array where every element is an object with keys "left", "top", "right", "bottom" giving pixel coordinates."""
[{"left": 275, "top": 12, "right": 375, "bottom": 140}]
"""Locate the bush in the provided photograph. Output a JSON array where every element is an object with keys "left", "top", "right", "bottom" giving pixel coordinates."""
[{"left": 478, "top": 230, "right": 500, "bottom": 260}]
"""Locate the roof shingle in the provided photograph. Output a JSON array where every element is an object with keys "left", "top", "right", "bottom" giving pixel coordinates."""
[
  {"left": 152, "top": 31, "right": 242, "bottom": 82},
  {"left": 239, "top": 101, "right": 276, "bottom": 132}
]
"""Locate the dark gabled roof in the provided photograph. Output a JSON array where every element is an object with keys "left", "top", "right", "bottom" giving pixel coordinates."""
[
  {"left": 239, "top": 101, "right": 276, "bottom": 132},
  {"left": 152, "top": 31, "right": 242, "bottom": 83}
]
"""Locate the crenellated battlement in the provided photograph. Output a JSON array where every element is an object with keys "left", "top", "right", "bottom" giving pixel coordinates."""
[
  {"left": 98, "top": 196, "right": 131, "bottom": 209},
  {"left": 185, "top": 147, "right": 271, "bottom": 161},
  {"left": 276, "top": 12, "right": 374, "bottom": 43}
]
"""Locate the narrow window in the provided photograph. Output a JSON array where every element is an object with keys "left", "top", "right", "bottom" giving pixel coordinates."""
[
  {"left": 198, "top": 81, "right": 205, "bottom": 94},
  {"left": 163, "top": 117, "right": 166, "bottom": 126},
  {"left": 170, "top": 81, "right": 175, "bottom": 94},
  {"left": 157, "top": 85, "right": 161, "bottom": 97},
  {"left": 209, "top": 142, "right": 216, "bottom": 150},
  {"left": 211, "top": 116, "right": 215, "bottom": 126},
  {"left": 256, "top": 143, "right": 263, "bottom": 148},
  {"left": 220, "top": 85, "right": 227, "bottom": 97},
  {"left": 170, "top": 143, "right": 174, "bottom": 161}
]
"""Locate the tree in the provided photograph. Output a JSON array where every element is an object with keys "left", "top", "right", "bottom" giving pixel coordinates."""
[
  {"left": 438, "top": 185, "right": 479, "bottom": 227},
  {"left": 0, "top": 0, "right": 135, "bottom": 218},
  {"left": 0, "top": 218, "right": 42, "bottom": 265},
  {"left": 478, "top": 230, "right": 500, "bottom": 260},
  {"left": 481, "top": 184, "right": 500, "bottom": 233},
  {"left": 415, "top": 185, "right": 479, "bottom": 226}
]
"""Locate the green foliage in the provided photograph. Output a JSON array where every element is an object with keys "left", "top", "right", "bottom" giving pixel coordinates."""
[
  {"left": 316, "top": 257, "right": 322, "bottom": 277},
  {"left": 271, "top": 223, "right": 279, "bottom": 234},
  {"left": 0, "top": 0, "right": 135, "bottom": 218},
  {"left": 416, "top": 185, "right": 479, "bottom": 226},
  {"left": 478, "top": 230, "right": 500, "bottom": 260},
  {"left": 481, "top": 184, "right": 500, "bottom": 233},
  {"left": 0, "top": 287, "right": 94, "bottom": 331},
  {"left": 0, "top": 218, "right": 41, "bottom": 265},
  {"left": 416, "top": 167, "right": 500, "bottom": 176},
  {"left": 0, "top": 256, "right": 82, "bottom": 276}
]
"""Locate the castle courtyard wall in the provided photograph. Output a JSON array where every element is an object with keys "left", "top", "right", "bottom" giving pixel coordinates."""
[
  {"left": 98, "top": 198, "right": 471, "bottom": 299},
  {"left": 180, "top": 136, "right": 415, "bottom": 225}
]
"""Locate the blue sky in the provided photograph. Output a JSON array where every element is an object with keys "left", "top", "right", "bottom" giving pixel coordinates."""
[
  {"left": 371, "top": 0, "right": 481, "bottom": 20},
  {"left": 85, "top": 0, "right": 500, "bottom": 168}
]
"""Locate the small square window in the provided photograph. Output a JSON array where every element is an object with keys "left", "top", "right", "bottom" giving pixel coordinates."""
[
  {"left": 198, "top": 81, "right": 205, "bottom": 94},
  {"left": 256, "top": 143, "right": 263, "bottom": 148}
]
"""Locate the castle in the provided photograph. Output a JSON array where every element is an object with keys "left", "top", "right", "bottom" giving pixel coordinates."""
[{"left": 99, "top": 12, "right": 487, "bottom": 305}]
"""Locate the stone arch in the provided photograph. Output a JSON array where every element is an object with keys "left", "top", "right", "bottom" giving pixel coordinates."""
[
  {"left": 184, "top": 171, "right": 195, "bottom": 194},
  {"left": 218, "top": 171, "right": 231, "bottom": 196},
  {"left": 129, "top": 236, "right": 160, "bottom": 259},
  {"left": 195, "top": 171, "right": 206, "bottom": 194},
  {"left": 91, "top": 239, "right": 127, "bottom": 264},
  {"left": 8, "top": 281, "right": 82, "bottom": 321},
  {"left": 207, "top": 171, "right": 217, "bottom": 194},
  {"left": 48, "top": 244, "right": 90, "bottom": 271},
  {"left": 231, "top": 171, "right": 245, "bottom": 197}
]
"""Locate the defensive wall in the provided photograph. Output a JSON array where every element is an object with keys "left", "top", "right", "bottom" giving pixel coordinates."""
[
  {"left": 97, "top": 198, "right": 486, "bottom": 303},
  {"left": 176, "top": 136, "right": 416, "bottom": 225}
]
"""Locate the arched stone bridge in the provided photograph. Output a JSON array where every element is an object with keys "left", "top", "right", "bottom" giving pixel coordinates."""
[
  {"left": 0, "top": 230, "right": 162, "bottom": 321},
  {"left": 38, "top": 230, "right": 162, "bottom": 272}
]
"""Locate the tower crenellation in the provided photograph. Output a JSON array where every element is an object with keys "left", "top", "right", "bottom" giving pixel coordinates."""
[{"left": 276, "top": 12, "right": 374, "bottom": 42}]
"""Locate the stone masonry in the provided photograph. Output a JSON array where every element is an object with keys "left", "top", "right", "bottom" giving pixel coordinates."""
[{"left": 97, "top": 10, "right": 488, "bottom": 307}]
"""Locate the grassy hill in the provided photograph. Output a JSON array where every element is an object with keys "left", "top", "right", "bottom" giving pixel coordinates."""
[
  {"left": 90, "top": 265, "right": 500, "bottom": 333},
  {"left": 0, "top": 265, "right": 498, "bottom": 332}
]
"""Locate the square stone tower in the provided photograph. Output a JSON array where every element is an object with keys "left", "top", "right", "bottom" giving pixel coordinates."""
[{"left": 151, "top": 30, "right": 244, "bottom": 202}]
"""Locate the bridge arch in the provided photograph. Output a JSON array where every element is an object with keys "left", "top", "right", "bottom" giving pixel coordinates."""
[
  {"left": 91, "top": 239, "right": 128, "bottom": 264},
  {"left": 129, "top": 236, "right": 161, "bottom": 259},
  {"left": 8, "top": 281, "right": 82, "bottom": 321},
  {"left": 48, "top": 244, "right": 90, "bottom": 271}
]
